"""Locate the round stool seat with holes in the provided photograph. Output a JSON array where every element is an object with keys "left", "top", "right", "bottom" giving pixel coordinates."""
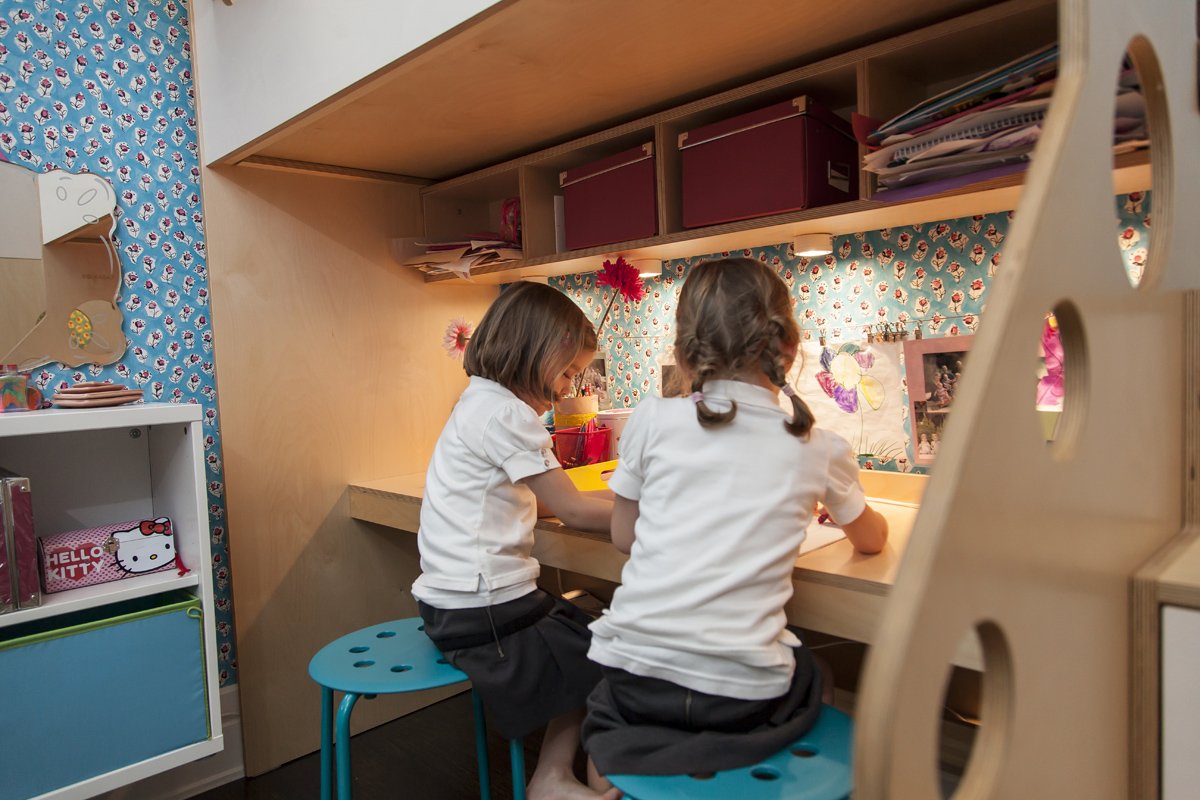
[
  {"left": 308, "top": 617, "right": 527, "bottom": 800},
  {"left": 308, "top": 617, "right": 464, "bottom": 695},
  {"left": 606, "top": 704, "right": 853, "bottom": 800}
]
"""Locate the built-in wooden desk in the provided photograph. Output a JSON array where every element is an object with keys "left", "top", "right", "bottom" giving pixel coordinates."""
[{"left": 348, "top": 470, "right": 981, "bottom": 670}]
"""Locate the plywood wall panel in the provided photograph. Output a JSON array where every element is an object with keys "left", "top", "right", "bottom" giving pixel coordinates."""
[
  {"left": 854, "top": 0, "right": 1195, "bottom": 796},
  {"left": 202, "top": 166, "right": 497, "bottom": 774}
]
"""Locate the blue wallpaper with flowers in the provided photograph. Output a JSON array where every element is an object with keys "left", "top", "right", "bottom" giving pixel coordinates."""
[
  {"left": 0, "top": 0, "right": 237, "bottom": 684},
  {"left": 552, "top": 191, "right": 1151, "bottom": 473}
]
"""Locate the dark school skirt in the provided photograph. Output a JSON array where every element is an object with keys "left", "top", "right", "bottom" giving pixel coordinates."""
[
  {"left": 417, "top": 589, "right": 603, "bottom": 740},
  {"left": 581, "top": 644, "right": 823, "bottom": 776}
]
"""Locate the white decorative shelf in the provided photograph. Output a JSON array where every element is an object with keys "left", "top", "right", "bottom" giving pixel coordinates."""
[
  {"left": 0, "top": 571, "right": 201, "bottom": 630},
  {"left": 0, "top": 397, "right": 222, "bottom": 799},
  {"left": 0, "top": 402, "right": 201, "bottom": 437}
]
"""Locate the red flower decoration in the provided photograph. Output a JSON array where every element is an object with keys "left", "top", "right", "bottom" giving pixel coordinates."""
[{"left": 597, "top": 256, "right": 646, "bottom": 303}]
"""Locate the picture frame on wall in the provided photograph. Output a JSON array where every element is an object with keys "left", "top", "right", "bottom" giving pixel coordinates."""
[
  {"left": 658, "top": 351, "right": 687, "bottom": 398},
  {"left": 579, "top": 353, "right": 611, "bottom": 409},
  {"left": 903, "top": 335, "right": 973, "bottom": 465}
]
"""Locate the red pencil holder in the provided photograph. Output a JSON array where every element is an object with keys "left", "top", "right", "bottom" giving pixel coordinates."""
[{"left": 553, "top": 426, "right": 611, "bottom": 469}]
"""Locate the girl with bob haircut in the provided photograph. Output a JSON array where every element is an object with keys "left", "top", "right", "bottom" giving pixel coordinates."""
[
  {"left": 414, "top": 281, "right": 619, "bottom": 800},
  {"left": 583, "top": 257, "right": 888, "bottom": 777}
]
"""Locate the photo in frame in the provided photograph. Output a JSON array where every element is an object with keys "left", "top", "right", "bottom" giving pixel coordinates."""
[
  {"left": 903, "top": 335, "right": 973, "bottom": 465},
  {"left": 658, "top": 352, "right": 687, "bottom": 398},
  {"left": 579, "top": 353, "right": 612, "bottom": 409}
]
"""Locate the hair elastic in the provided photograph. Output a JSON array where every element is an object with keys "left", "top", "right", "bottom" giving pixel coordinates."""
[
  {"left": 782, "top": 385, "right": 798, "bottom": 398},
  {"left": 690, "top": 391, "right": 705, "bottom": 404}
]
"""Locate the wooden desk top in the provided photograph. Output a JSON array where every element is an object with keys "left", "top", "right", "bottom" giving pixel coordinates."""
[
  {"left": 345, "top": 469, "right": 979, "bottom": 666},
  {"left": 349, "top": 471, "right": 919, "bottom": 584}
]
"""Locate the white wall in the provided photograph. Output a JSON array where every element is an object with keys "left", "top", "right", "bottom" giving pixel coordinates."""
[{"left": 191, "top": 0, "right": 500, "bottom": 164}]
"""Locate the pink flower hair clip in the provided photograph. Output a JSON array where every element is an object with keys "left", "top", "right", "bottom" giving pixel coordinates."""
[{"left": 442, "top": 317, "right": 473, "bottom": 360}]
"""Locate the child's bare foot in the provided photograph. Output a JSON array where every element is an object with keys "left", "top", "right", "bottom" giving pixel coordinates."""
[{"left": 527, "top": 769, "right": 622, "bottom": 800}]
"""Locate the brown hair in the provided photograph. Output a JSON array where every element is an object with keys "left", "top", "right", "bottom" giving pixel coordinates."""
[
  {"left": 464, "top": 281, "right": 597, "bottom": 405},
  {"left": 674, "top": 257, "right": 814, "bottom": 437}
]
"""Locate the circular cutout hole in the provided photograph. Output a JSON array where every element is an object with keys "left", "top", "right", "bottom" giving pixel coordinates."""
[
  {"left": 688, "top": 773, "right": 716, "bottom": 781},
  {"left": 353, "top": 660, "right": 375, "bottom": 668},
  {"left": 1112, "top": 37, "right": 1162, "bottom": 290},
  {"left": 1034, "top": 302, "right": 1086, "bottom": 457},
  {"left": 750, "top": 767, "right": 781, "bottom": 781},
  {"left": 939, "top": 621, "right": 1012, "bottom": 799},
  {"left": 376, "top": 631, "right": 396, "bottom": 639},
  {"left": 790, "top": 746, "right": 818, "bottom": 758},
  {"left": 391, "top": 665, "right": 413, "bottom": 673},
  {"left": 418, "top": 625, "right": 425, "bottom": 631},
  {"left": 348, "top": 646, "right": 369, "bottom": 654},
  {"left": 436, "top": 657, "right": 449, "bottom": 664}
]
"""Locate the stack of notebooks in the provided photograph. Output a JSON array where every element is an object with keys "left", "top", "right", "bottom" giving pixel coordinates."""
[
  {"left": 396, "top": 235, "right": 523, "bottom": 279},
  {"left": 862, "top": 44, "right": 1148, "bottom": 200}
]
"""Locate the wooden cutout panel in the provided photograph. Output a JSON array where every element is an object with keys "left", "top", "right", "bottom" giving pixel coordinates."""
[
  {"left": 854, "top": 0, "right": 1198, "bottom": 797},
  {"left": 0, "top": 162, "right": 123, "bottom": 370}
]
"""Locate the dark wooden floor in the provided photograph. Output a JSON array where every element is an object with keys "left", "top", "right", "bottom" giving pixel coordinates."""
[{"left": 192, "top": 692, "right": 543, "bottom": 800}]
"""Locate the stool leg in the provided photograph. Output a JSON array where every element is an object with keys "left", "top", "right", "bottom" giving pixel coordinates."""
[
  {"left": 319, "top": 686, "right": 334, "bottom": 800},
  {"left": 471, "top": 689, "right": 491, "bottom": 800},
  {"left": 336, "top": 692, "right": 361, "bottom": 800},
  {"left": 509, "top": 738, "right": 526, "bottom": 800}
]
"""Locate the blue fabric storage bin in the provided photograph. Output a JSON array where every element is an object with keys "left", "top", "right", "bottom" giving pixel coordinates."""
[{"left": 0, "top": 591, "right": 209, "bottom": 800}]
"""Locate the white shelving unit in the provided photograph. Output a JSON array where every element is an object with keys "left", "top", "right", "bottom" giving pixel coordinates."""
[{"left": 0, "top": 403, "right": 223, "bottom": 800}]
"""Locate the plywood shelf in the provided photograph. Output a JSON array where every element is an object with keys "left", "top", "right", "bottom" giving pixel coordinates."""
[
  {"left": 401, "top": 0, "right": 1140, "bottom": 285},
  {"left": 424, "top": 150, "right": 1151, "bottom": 284}
]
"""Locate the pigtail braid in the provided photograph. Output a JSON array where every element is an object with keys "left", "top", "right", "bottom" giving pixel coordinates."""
[
  {"left": 759, "top": 315, "right": 814, "bottom": 438},
  {"left": 685, "top": 338, "right": 737, "bottom": 427},
  {"left": 675, "top": 257, "right": 808, "bottom": 432}
]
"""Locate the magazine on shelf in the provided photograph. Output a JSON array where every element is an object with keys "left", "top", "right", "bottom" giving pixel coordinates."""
[
  {"left": 864, "top": 99, "right": 1050, "bottom": 170},
  {"left": 868, "top": 43, "right": 1058, "bottom": 144}
]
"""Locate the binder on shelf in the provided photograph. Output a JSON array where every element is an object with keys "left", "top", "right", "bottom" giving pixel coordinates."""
[
  {"left": 553, "top": 195, "right": 566, "bottom": 254},
  {"left": 0, "top": 468, "right": 41, "bottom": 612}
]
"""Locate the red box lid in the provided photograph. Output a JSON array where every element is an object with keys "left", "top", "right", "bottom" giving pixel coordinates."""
[
  {"left": 561, "top": 143, "right": 654, "bottom": 188},
  {"left": 679, "top": 97, "right": 852, "bottom": 150}
]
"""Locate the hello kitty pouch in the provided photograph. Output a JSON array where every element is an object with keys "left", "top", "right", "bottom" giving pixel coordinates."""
[{"left": 38, "top": 517, "right": 187, "bottom": 594}]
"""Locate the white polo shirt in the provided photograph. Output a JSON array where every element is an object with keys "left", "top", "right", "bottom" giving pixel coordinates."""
[
  {"left": 588, "top": 379, "right": 866, "bottom": 700},
  {"left": 412, "top": 377, "right": 558, "bottom": 609}
]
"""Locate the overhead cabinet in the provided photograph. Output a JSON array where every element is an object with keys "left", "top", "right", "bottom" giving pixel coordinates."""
[{"left": 407, "top": 0, "right": 1141, "bottom": 285}]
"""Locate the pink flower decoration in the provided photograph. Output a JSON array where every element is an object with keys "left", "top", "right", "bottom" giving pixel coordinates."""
[
  {"left": 442, "top": 317, "right": 473, "bottom": 360},
  {"left": 597, "top": 256, "right": 646, "bottom": 303},
  {"left": 1037, "top": 317, "right": 1064, "bottom": 408},
  {"left": 592, "top": 256, "right": 647, "bottom": 336}
]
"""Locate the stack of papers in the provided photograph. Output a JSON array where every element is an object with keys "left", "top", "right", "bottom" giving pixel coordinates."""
[
  {"left": 398, "top": 235, "right": 523, "bottom": 279},
  {"left": 863, "top": 44, "right": 1148, "bottom": 199}
]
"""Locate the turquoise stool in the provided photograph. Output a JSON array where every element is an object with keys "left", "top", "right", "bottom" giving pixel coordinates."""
[
  {"left": 607, "top": 704, "right": 853, "bottom": 800},
  {"left": 308, "top": 617, "right": 526, "bottom": 800}
]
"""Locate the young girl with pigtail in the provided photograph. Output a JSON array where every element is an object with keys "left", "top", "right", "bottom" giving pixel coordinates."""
[{"left": 581, "top": 256, "right": 888, "bottom": 777}]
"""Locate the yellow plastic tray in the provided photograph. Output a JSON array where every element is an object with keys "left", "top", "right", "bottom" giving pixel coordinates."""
[{"left": 564, "top": 460, "right": 618, "bottom": 492}]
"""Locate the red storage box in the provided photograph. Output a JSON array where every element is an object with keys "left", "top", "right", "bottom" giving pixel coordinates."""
[
  {"left": 560, "top": 143, "right": 657, "bottom": 250},
  {"left": 679, "top": 97, "right": 858, "bottom": 228}
]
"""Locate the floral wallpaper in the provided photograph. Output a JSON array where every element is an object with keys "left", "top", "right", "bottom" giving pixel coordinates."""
[
  {"left": 0, "top": 0, "right": 237, "bottom": 684},
  {"left": 552, "top": 190, "right": 1151, "bottom": 473}
]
